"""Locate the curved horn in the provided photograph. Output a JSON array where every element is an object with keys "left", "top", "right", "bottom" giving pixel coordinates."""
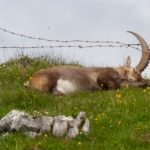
[{"left": 127, "top": 31, "right": 150, "bottom": 72}]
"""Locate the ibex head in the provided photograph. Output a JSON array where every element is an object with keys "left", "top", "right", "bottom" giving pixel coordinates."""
[{"left": 116, "top": 31, "right": 150, "bottom": 82}]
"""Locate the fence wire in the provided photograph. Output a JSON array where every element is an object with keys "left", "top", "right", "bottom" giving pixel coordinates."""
[{"left": 0, "top": 27, "right": 148, "bottom": 53}]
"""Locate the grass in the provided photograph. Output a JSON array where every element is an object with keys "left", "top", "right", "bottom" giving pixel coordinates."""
[{"left": 0, "top": 55, "right": 150, "bottom": 150}]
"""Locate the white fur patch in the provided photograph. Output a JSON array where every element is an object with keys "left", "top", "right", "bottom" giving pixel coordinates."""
[{"left": 56, "top": 79, "right": 77, "bottom": 94}]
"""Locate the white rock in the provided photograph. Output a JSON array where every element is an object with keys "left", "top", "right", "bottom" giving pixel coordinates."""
[
  {"left": 81, "top": 118, "right": 90, "bottom": 133},
  {"left": 67, "top": 127, "right": 79, "bottom": 138}
]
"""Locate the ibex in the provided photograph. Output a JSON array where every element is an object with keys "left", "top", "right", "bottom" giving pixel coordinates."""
[{"left": 24, "top": 31, "right": 150, "bottom": 95}]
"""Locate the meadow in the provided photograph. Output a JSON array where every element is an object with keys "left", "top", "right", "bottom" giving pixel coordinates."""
[{"left": 0, "top": 55, "right": 150, "bottom": 150}]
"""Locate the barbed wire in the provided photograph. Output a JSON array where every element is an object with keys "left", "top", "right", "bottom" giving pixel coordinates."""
[
  {"left": 0, "top": 44, "right": 140, "bottom": 51},
  {"left": 0, "top": 27, "right": 148, "bottom": 53},
  {"left": 0, "top": 27, "right": 143, "bottom": 45}
]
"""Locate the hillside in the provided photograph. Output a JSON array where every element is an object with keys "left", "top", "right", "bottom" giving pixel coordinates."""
[{"left": 0, "top": 55, "right": 150, "bottom": 150}]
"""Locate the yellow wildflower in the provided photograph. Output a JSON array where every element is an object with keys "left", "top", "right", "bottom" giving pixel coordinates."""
[
  {"left": 29, "top": 76, "right": 33, "bottom": 80},
  {"left": 116, "top": 93, "right": 122, "bottom": 98},
  {"left": 44, "top": 134, "right": 48, "bottom": 137},
  {"left": 77, "top": 142, "right": 82, "bottom": 145},
  {"left": 118, "top": 121, "right": 121, "bottom": 125},
  {"left": 94, "top": 117, "right": 98, "bottom": 121}
]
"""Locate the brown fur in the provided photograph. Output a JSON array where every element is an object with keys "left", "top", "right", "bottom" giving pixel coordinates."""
[
  {"left": 97, "top": 68, "right": 122, "bottom": 90},
  {"left": 29, "top": 69, "right": 59, "bottom": 92},
  {"left": 26, "top": 66, "right": 122, "bottom": 95}
]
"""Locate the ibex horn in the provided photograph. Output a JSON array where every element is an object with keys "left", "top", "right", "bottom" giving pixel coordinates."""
[{"left": 128, "top": 31, "right": 150, "bottom": 72}]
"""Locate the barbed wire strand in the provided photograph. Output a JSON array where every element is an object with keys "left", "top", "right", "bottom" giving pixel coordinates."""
[
  {"left": 0, "top": 27, "right": 149, "bottom": 55},
  {"left": 0, "top": 27, "right": 143, "bottom": 45},
  {"left": 0, "top": 44, "right": 141, "bottom": 51}
]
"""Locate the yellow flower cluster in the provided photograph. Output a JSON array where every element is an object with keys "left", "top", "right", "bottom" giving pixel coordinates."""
[
  {"left": 115, "top": 91, "right": 123, "bottom": 104},
  {"left": 116, "top": 93, "right": 122, "bottom": 98},
  {"left": 29, "top": 76, "right": 33, "bottom": 80},
  {"left": 118, "top": 121, "right": 121, "bottom": 125},
  {"left": 77, "top": 141, "right": 82, "bottom": 145},
  {"left": 44, "top": 134, "right": 48, "bottom": 137},
  {"left": 143, "top": 87, "right": 150, "bottom": 94},
  {"left": 94, "top": 113, "right": 104, "bottom": 121}
]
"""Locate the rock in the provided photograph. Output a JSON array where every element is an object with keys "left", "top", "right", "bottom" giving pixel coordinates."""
[
  {"left": 0, "top": 110, "right": 39, "bottom": 132},
  {"left": 52, "top": 116, "right": 73, "bottom": 137},
  {"left": 67, "top": 127, "right": 79, "bottom": 138},
  {"left": 0, "top": 110, "right": 90, "bottom": 138},
  {"left": 35, "top": 116, "right": 53, "bottom": 133},
  {"left": 81, "top": 118, "right": 90, "bottom": 133},
  {"left": 67, "top": 112, "right": 86, "bottom": 138},
  {"left": 75, "top": 111, "right": 86, "bottom": 127}
]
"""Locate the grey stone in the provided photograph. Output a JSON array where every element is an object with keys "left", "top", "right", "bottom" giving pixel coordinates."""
[
  {"left": 0, "top": 110, "right": 39, "bottom": 132},
  {"left": 81, "top": 118, "right": 90, "bottom": 133},
  {"left": 35, "top": 116, "right": 54, "bottom": 133},
  {"left": 67, "top": 127, "right": 79, "bottom": 138},
  {"left": 52, "top": 116, "right": 73, "bottom": 137},
  {"left": 0, "top": 110, "right": 90, "bottom": 138}
]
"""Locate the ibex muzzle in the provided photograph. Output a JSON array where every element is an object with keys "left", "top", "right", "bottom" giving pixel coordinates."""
[{"left": 25, "top": 31, "right": 150, "bottom": 95}]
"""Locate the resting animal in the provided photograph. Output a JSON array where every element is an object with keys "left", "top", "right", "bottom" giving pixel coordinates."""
[{"left": 24, "top": 31, "right": 150, "bottom": 95}]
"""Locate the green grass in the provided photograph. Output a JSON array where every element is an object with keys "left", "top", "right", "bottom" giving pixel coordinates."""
[{"left": 0, "top": 55, "right": 150, "bottom": 150}]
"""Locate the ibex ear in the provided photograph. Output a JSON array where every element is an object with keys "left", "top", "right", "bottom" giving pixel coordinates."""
[{"left": 125, "top": 56, "right": 131, "bottom": 67}]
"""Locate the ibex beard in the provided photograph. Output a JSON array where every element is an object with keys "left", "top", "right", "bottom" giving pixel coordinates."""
[{"left": 24, "top": 31, "right": 150, "bottom": 95}]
